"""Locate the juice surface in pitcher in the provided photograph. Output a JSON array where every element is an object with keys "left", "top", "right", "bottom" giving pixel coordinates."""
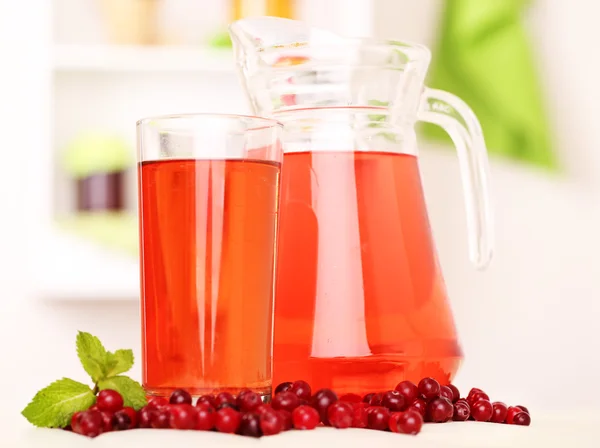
[{"left": 273, "top": 151, "right": 462, "bottom": 394}]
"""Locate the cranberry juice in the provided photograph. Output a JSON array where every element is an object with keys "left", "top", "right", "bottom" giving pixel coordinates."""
[
  {"left": 139, "top": 159, "right": 281, "bottom": 397},
  {"left": 273, "top": 151, "right": 461, "bottom": 394}
]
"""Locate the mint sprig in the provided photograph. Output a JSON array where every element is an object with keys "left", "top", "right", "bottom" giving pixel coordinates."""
[
  {"left": 75, "top": 331, "right": 135, "bottom": 388},
  {"left": 21, "top": 379, "right": 96, "bottom": 428},
  {"left": 75, "top": 331, "right": 110, "bottom": 383},
  {"left": 22, "top": 331, "right": 147, "bottom": 428}
]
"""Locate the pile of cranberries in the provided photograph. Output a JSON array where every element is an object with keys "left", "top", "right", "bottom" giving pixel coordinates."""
[{"left": 67, "top": 378, "right": 531, "bottom": 438}]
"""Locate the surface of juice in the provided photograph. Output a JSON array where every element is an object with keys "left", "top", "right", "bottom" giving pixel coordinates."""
[
  {"left": 139, "top": 158, "right": 280, "bottom": 397},
  {"left": 273, "top": 151, "right": 462, "bottom": 394}
]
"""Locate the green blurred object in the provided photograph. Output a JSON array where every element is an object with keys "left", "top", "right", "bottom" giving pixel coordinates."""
[
  {"left": 61, "top": 132, "right": 133, "bottom": 179},
  {"left": 423, "top": 0, "right": 557, "bottom": 169},
  {"left": 56, "top": 213, "right": 138, "bottom": 257},
  {"left": 208, "top": 30, "right": 232, "bottom": 48}
]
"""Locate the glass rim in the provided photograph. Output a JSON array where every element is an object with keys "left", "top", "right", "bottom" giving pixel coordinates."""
[
  {"left": 245, "top": 39, "right": 431, "bottom": 65},
  {"left": 136, "top": 112, "right": 283, "bottom": 130}
]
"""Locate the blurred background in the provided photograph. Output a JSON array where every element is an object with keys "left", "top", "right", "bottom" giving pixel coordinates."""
[{"left": 1, "top": 0, "right": 599, "bottom": 430}]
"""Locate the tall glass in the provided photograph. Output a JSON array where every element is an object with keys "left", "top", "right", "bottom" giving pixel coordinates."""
[{"left": 137, "top": 114, "right": 283, "bottom": 399}]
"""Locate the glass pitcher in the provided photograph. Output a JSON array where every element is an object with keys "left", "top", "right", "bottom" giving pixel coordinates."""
[{"left": 230, "top": 17, "right": 493, "bottom": 394}]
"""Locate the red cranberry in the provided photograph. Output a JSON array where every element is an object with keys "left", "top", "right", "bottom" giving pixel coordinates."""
[
  {"left": 408, "top": 398, "right": 427, "bottom": 417},
  {"left": 512, "top": 412, "right": 531, "bottom": 426},
  {"left": 445, "top": 384, "right": 460, "bottom": 403},
  {"left": 88, "top": 405, "right": 99, "bottom": 412},
  {"left": 290, "top": 380, "right": 312, "bottom": 401},
  {"left": 76, "top": 410, "right": 103, "bottom": 438},
  {"left": 216, "top": 402, "right": 238, "bottom": 411},
  {"left": 237, "top": 390, "right": 262, "bottom": 412},
  {"left": 238, "top": 412, "right": 262, "bottom": 437},
  {"left": 427, "top": 397, "right": 453, "bottom": 423},
  {"left": 196, "top": 405, "right": 215, "bottom": 430},
  {"left": 468, "top": 391, "right": 490, "bottom": 407},
  {"left": 506, "top": 406, "right": 524, "bottom": 424},
  {"left": 339, "top": 393, "right": 362, "bottom": 403},
  {"left": 389, "top": 410, "right": 423, "bottom": 435},
  {"left": 215, "top": 392, "right": 237, "bottom": 409},
  {"left": 274, "top": 382, "right": 293, "bottom": 395},
  {"left": 235, "top": 389, "right": 250, "bottom": 402},
  {"left": 453, "top": 400, "right": 470, "bottom": 421},
  {"left": 150, "top": 408, "right": 171, "bottom": 429},
  {"left": 418, "top": 377, "right": 440, "bottom": 400},
  {"left": 111, "top": 412, "right": 132, "bottom": 431},
  {"left": 148, "top": 396, "right": 168, "bottom": 409},
  {"left": 71, "top": 412, "right": 83, "bottom": 433},
  {"left": 121, "top": 407, "right": 137, "bottom": 428},
  {"left": 381, "top": 390, "right": 406, "bottom": 412},
  {"left": 471, "top": 399, "right": 493, "bottom": 422},
  {"left": 466, "top": 388, "right": 485, "bottom": 403},
  {"left": 362, "top": 392, "right": 382, "bottom": 406},
  {"left": 259, "top": 409, "right": 284, "bottom": 435},
  {"left": 439, "top": 386, "right": 454, "bottom": 402},
  {"left": 278, "top": 409, "right": 293, "bottom": 431},
  {"left": 311, "top": 389, "right": 338, "bottom": 425},
  {"left": 351, "top": 402, "right": 368, "bottom": 428},
  {"left": 366, "top": 406, "right": 390, "bottom": 431},
  {"left": 97, "top": 389, "right": 124, "bottom": 413},
  {"left": 516, "top": 405, "right": 530, "bottom": 414},
  {"left": 395, "top": 380, "right": 419, "bottom": 403},
  {"left": 272, "top": 391, "right": 301, "bottom": 413},
  {"left": 292, "top": 405, "right": 320, "bottom": 430},
  {"left": 215, "top": 407, "right": 241, "bottom": 433},
  {"left": 197, "top": 394, "right": 216, "bottom": 408},
  {"left": 327, "top": 402, "right": 353, "bottom": 429},
  {"left": 99, "top": 411, "right": 112, "bottom": 433},
  {"left": 169, "top": 404, "right": 198, "bottom": 430},
  {"left": 137, "top": 406, "right": 155, "bottom": 428},
  {"left": 491, "top": 402, "right": 508, "bottom": 423},
  {"left": 169, "top": 389, "right": 192, "bottom": 405},
  {"left": 255, "top": 403, "right": 272, "bottom": 416}
]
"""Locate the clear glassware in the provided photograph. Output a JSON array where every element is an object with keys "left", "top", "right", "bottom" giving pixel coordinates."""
[
  {"left": 137, "top": 114, "right": 283, "bottom": 399},
  {"left": 230, "top": 18, "right": 494, "bottom": 393}
]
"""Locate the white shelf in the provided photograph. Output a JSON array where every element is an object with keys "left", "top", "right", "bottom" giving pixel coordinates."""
[
  {"left": 36, "top": 229, "right": 139, "bottom": 301},
  {"left": 53, "top": 44, "right": 235, "bottom": 73}
]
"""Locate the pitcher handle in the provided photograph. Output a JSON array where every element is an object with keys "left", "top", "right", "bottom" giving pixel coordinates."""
[{"left": 417, "top": 87, "right": 494, "bottom": 270}]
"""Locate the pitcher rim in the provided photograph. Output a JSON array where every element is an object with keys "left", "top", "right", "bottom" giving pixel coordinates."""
[
  {"left": 257, "top": 38, "right": 430, "bottom": 55},
  {"left": 229, "top": 24, "right": 431, "bottom": 63},
  {"left": 136, "top": 113, "right": 283, "bottom": 131}
]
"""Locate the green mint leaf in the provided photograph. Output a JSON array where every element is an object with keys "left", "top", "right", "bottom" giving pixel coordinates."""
[
  {"left": 98, "top": 376, "right": 147, "bottom": 410},
  {"left": 104, "top": 349, "right": 134, "bottom": 377},
  {"left": 76, "top": 331, "right": 108, "bottom": 382},
  {"left": 21, "top": 378, "right": 95, "bottom": 428}
]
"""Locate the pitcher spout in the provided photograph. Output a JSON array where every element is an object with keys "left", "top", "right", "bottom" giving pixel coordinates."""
[{"left": 229, "top": 16, "right": 343, "bottom": 54}]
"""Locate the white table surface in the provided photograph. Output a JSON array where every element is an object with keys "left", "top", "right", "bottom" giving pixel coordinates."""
[{"left": 9, "top": 413, "right": 600, "bottom": 448}]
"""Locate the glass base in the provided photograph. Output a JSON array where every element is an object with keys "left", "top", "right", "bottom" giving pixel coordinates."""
[{"left": 145, "top": 385, "right": 272, "bottom": 402}]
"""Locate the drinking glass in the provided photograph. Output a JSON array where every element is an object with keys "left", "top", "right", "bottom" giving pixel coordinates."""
[{"left": 137, "top": 113, "right": 283, "bottom": 399}]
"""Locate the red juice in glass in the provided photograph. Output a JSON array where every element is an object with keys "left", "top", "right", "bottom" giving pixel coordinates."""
[{"left": 137, "top": 115, "right": 282, "bottom": 399}]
